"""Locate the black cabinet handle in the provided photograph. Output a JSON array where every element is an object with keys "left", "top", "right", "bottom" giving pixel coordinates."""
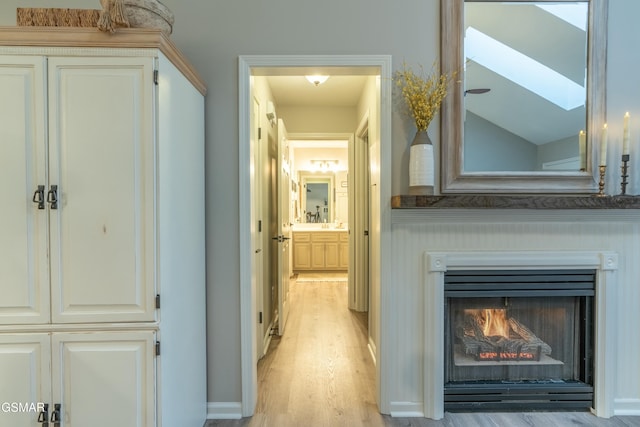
[
  {"left": 33, "top": 185, "right": 45, "bottom": 210},
  {"left": 37, "top": 403, "right": 48, "bottom": 424},
  {"left": 47, "top": 185, "right": 58, "bottom": 210},
  {"left": 50, "top": 403, "right": 60, "bottom": 424}
]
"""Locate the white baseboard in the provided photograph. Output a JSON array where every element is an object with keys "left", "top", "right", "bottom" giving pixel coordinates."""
[
  {"left": 206, "top": 402, "right": 242, "bottom": 419},
  {"left": 389, "top": 401, "right": 424, "bottom": 417},
  {"left": 614, "top": 399, "right": 640, "bottom": 416},
  {"left": 261, "top": 318, "right": 275, "bottom": 356}
]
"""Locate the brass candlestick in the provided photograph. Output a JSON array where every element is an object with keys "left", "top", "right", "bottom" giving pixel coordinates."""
[
  {"left": 621, "top": 154, "right": 630, "bottom": 195},
  {"left": 598, "top": 165, "right": 606, "bottom": 197}
]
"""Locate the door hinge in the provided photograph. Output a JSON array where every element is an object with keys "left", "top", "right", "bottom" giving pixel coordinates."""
[
  {"left": 153, "top": 69, "right": 159, "bottom": 85},
  {"left": 259, "top": 311, "right": 263, "bottom": 324},
  {"left": 155, "top": 341, "right": 161, "bottom": 356},
  {"left": 155, "top": 294, "right": 160, "bottom": 309},
  {"left": 258, "top": 127, "right": 262, "bottom": 140}
]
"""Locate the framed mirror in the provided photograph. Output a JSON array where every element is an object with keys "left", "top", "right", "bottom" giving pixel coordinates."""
[
  {"left": 300, "top": 174, "right": 335, "bottom": 223},
  {"left": 440, "top": 0, "right": 608, "bottom": 193}
]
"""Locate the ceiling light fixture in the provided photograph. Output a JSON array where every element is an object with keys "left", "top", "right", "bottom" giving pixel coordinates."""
[{"left": 305, "top": 75, "right": 329, "bottom": 86}]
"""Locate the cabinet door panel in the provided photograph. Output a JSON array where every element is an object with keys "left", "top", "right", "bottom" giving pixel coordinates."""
[
  {"left": 293, "top": 242, "right": 311, "bottom": 270},
  {"left": 47, "top": 58, "right": 155, "bottom": 323},
  {"left": 339, "top": 242, "right": 349, "bottom": 269},
  {"left": 324, "top": 242, "right": 340, "bottom": 269},
  {"left": 0, "top": 333, "right": 51, "bottom": 427},
  {"left": 0, "top": 57, "right": 50, "bottom": 325},
  {"left": 311, "top": 242, "right": 326, "bottom": 269},
  {"left": 51, "top": 331, "right": 155, "bottom": 427}
]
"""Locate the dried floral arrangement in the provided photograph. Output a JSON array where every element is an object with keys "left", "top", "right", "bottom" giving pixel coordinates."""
[{"left": 394, "top": 62, "right": 456, "bottom": 132}]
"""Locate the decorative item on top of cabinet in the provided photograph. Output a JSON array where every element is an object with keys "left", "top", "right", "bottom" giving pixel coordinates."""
[
  {"left": 98, "top": 0, "right": 174, "bottom": 34},
  {"left": 0, "top": 28, "right": 205, "bottom": 427}
]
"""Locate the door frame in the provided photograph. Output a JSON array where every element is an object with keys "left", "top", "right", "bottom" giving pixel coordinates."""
[{"left": 238, "top": 55, "right": 392, "bottom": 416}]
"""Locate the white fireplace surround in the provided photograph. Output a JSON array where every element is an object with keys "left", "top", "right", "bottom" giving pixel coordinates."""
[{"left": 423, "top": 250, "right": 618, "bottom": 419}]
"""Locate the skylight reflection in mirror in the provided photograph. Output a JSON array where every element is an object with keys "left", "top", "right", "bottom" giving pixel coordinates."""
[
  {"left": 462, "top": 1, "right": 589, "bottom": 173},
  {"left": 464, "top": 2, "right": 588, "bottom": 111}
]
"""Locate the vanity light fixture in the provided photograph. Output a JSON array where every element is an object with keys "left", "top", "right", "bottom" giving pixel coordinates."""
[
  {"left": 305, "top": 75, "right": 329, "bottom": 86},
  {"left": 310, "top": 159, "right": 339, "bottom": 172}
]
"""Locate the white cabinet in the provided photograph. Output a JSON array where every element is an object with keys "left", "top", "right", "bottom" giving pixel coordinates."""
[
  {"left": 0, "top": 28, "right": 206, "bottom": 427},
  {"left": 0, "top": 55, "right": 155, "bottom": 326},
  {"left": 0, "top": 331, "right": 155, "bottom": 427}
]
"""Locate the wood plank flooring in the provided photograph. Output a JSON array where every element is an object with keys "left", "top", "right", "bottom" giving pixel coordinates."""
[{"left": 205, "top": 275, "right": 640, "bottom": 427}]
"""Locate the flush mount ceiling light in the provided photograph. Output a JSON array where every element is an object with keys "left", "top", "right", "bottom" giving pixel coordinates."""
[{"left": 305, "top": 75, "right": 329, "bottom": 86}]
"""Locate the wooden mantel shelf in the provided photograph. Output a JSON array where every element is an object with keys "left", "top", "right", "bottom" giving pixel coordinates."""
[{"left": 392, "top": 195, "right": 640, "bottom": 209}]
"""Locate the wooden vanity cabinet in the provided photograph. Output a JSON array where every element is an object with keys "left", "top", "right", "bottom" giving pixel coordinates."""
[{"left": 293, "top": 231, "right": 348, "bottom": 271}]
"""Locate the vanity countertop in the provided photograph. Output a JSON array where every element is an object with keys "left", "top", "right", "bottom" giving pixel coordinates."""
[{"left": 292, "top": 226, "right": 348, "bottom": 232}]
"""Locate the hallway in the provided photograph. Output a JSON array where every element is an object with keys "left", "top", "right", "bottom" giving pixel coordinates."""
[
  {"left": 253, "top": 275, "right": 378, "bottom": 426},
  {"left": 205, "top": 276, "right": 640, "bottom": 427}
]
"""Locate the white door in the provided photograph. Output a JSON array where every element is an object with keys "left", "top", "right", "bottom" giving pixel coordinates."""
[
  {"left": 276, "top": 119, "right": 291, "bottom": 335},
  {"left": 51, "top": 331, "right": 155, "bottom": 427},
  {"left": 47, "top": 57, "right": 156, "bottom": 324},
  {"left": 251, "top": 96, "right": 264, "bottom": 358},
  {"left": 0, "top": 57, "right": 50, "bottom": 325},
  {"left": 0, "top": 333, "right": 51, "bottom": 427}
]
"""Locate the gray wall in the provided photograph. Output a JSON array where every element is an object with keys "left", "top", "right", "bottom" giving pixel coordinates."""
[
  {"left": 464, "top": 111, "right": 537, "bottom": 172},
  {"left": 2, "top": 0, "right": 639, "bottom": 408},
  {"left": 537, "top": 135, "right": 578, "bottom": 169}
]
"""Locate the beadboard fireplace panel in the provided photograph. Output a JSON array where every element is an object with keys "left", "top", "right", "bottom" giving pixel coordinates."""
[{"left": 387, "top": 212, "right": 640, "bottom": 419}]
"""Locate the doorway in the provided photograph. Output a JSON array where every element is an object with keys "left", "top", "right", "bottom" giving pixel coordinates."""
[{"left": 238, "top": 55, "right": 392, "bottom": 416}]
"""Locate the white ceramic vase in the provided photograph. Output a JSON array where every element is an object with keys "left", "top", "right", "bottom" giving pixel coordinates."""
[{"left": 409, "top": 130, "right": 434, "bottom": 195}]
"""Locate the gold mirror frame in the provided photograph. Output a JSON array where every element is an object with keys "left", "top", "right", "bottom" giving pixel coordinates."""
[{"left": 440, "top": 0, "right": 608, "bottom": 194}]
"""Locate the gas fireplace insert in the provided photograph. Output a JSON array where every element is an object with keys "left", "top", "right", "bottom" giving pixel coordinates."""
[{"left": 444, "top": 269, "right": 594, "bottom": 411}]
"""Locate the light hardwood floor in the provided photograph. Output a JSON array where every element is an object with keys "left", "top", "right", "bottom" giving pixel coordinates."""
[{"left": 205, "top": 275, "right": 640, "bottom": 427}]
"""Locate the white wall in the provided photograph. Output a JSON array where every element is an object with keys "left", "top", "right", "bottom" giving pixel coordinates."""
[{"left": 2, "top": 0, "right": 640, "bottom": 413}]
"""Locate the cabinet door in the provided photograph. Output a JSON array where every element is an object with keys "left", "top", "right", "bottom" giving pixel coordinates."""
[
  {"left": 324, "top": 242, "right": 340, "bottom": 269},
  {"left": 51, "top": 331, "right": 155, "bottom": 427},
  {"left": 293, "top": 241, "right": 311, "bottom": 270},
  {"left": 311, "top": 242, "right": 326, "bottom": 269},
  {"left": 339, "top": 242, "right": 349, "bottom": 269},
  {"left": 0, "top": 57, "right": 50, "bottom": 325},
  {"left": 0, "top": 333, "right": 51, "bottom": 427},
  {"left": 47, "top": 57, "right": 156, "bottom": 323}
]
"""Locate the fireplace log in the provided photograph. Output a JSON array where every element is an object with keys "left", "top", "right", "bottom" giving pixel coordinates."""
[{"left": 457, "top": 312, "right": 551, "bottom": 361}]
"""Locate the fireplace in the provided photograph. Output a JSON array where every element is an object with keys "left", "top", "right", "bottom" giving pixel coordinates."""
[{"left": 444, "top": 269, "right": 595, "bottom": 411}]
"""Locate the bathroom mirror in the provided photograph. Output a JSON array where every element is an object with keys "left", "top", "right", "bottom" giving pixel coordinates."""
[
  {"left": 300, "top": 174, "right": 334, "bottom": 223},
  {"left": 440, "top": 0, "right": 608, "bottom": 193}
]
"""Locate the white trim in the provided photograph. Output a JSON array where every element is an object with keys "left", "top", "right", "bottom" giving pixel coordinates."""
[
  {"left": 389, "top": 402, "right": 424, "bottom": 418},
  {"left": 261, "top": 318, "right": 275, "bottom": 358},
  {"left": 238, "top": 55, "right": 393, "bottom": 417},
  {"left": 423, "top": 250, "right": 618, "bottom": 419},
  {"left": 613, "top": 399, "right": 640, "bottom": 416},
  {"left": 206, "top": 402, "right": 243, "bottom": 420}
]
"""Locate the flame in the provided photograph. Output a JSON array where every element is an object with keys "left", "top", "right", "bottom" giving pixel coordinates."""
[{"left": 481, "top": 309, "right": 511, "bottom": 338}]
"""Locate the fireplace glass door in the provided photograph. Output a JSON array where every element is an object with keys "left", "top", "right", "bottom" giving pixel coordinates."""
[{"left": 444, "top": 270, "right": 594, "bottom": 411}]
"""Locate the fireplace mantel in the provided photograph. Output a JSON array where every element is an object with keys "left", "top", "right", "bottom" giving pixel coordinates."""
[{"left": 392, "top": 195, "right": 640, "bottom": 210}]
